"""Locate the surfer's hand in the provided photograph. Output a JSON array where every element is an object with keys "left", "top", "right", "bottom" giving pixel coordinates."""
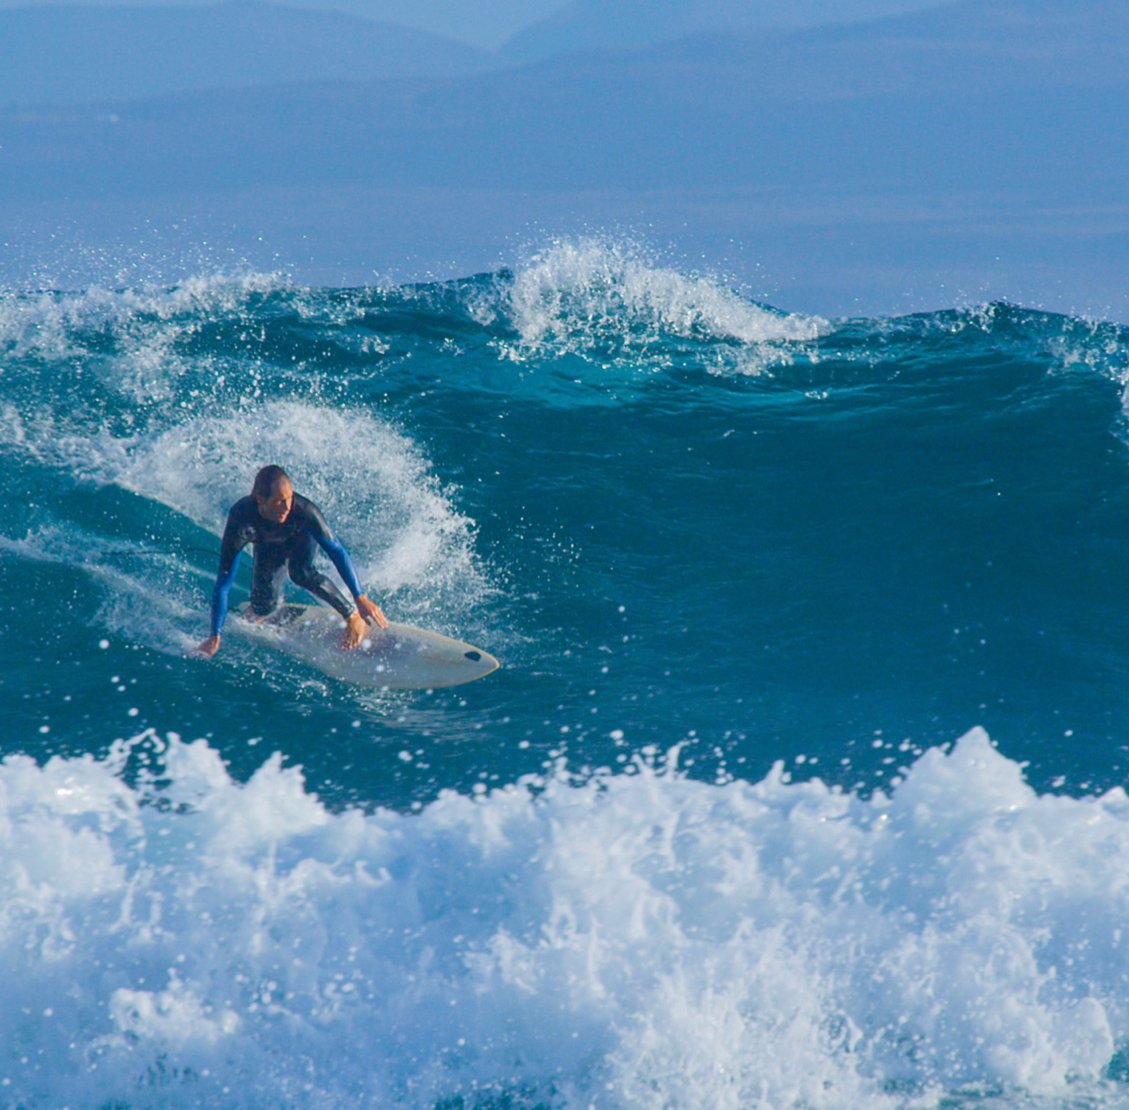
[
  {"left": 196, "top": 635, "right": 221, "bottom": 658},
  {"left": 356, "top": 594, "right": 389, "bottom": 629},
  {"left": 342, "top": 612, "right": 369, "bottom": 650}
]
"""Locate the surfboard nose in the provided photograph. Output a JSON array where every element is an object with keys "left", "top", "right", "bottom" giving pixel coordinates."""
[{"left": 466, "top": 648, "right": 500, "bottom": 678}]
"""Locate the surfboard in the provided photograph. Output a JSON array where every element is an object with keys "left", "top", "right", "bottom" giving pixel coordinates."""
[{"left": 233, "top": 603, "right": 499, "bottom": 689}]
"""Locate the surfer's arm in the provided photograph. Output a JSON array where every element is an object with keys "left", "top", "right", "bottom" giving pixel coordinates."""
[
  {"left": 308, "top": 509, "right": 389, "bottom": 629},
  {"left": 209, "top": 550, "right": 242, "bottom": 637},
  {"left": 315, "top": 533, "right": 390, "bottom": 633},
  {"left": 197, "top": 552, "right": 241, "bottom": 657},
  {"left": 313, "top": 529, "right": 363, "bottom": 598},
  {"left": 198, "top": 513, "right": 250, "bottom": 655}
]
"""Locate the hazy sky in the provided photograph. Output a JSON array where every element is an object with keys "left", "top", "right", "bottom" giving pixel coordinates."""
[
  {"left": 4, "top": 0, "right": 1123, "bottom": 318},
  {"left": 0, "top": 0, "right": 567, "bottom": 47},
  {"left": 0, "top": 0, "right": 958, "bottom": 50}
]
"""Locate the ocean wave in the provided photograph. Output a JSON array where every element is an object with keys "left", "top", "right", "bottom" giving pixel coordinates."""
[
  {"left": 4, "top": 252, "right": 1125, "bottom": 411},
  {"left": 0, "top": 270, "right": 289, "bottom": 360},
  {"left": 492, "top": 237, "right": 827, "bottom": 364},
  {"left": 5, "top": 254, "right": 1129, "bottom": 1107},
  {"left": 1, "top": 727, "right": 1127, "bottom": 1107}
]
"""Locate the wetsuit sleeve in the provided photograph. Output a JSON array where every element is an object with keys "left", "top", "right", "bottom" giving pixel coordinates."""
[
  {"left": 316, "top": 531, "right": 364, "bottom": 600},
  {"left": 209, "top": 511, "right": 250, "bottom": 637},
  {"left": 305, "top": 503, "right": 365, "bottom": 600}
]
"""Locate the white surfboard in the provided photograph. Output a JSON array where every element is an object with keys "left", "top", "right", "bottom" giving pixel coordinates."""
[{"left": 234, "top": 603, "right": 499, "bottom": 689}]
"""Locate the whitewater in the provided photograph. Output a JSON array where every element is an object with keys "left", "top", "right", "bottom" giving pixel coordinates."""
[{"left": 3, "top": 238, "right": 1129, "bottom": 1107}]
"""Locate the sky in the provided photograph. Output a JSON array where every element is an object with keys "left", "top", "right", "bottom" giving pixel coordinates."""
[
  {"left": 0, "top": 0, "right": 1126, "bottom": 321},
  {"left": 0, "top": 0, "right": 952, "bottom": 50},
  {"left": 0, "top": 0, "right": 565, "bottom": 48}
]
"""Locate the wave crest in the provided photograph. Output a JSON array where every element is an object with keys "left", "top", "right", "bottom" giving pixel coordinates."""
[{"left": 498, "top": 238, "right": 826, "bottom": 360}]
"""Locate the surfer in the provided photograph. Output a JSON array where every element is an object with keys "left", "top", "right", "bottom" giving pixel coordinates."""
[{"left": 196, "top": 465, "right": 388, "bottom": 658}]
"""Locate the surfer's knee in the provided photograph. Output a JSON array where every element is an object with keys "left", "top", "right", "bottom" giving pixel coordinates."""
[{"left": 288, "top": 562, "right": 320, "bottom": 590}]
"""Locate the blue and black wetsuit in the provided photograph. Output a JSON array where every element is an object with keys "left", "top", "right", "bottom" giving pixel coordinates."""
[{"left": 209, "top": 493, "right": 364, "bottom": 637}]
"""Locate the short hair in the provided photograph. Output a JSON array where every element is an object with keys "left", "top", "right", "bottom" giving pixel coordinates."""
[{"left": 252, "top": 465, "right": 291, "bottom": 498}]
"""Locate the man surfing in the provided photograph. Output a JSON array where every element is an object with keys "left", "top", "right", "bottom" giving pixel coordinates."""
[{"left": 197, "top": 464, "right": 388, "bottom": 658}]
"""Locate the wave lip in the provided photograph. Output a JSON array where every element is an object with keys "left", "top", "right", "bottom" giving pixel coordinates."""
[
  {"left": 2, "top": 727, "right": 1127, "bottom": 1106},
  {"left": 500, "top": 238, "right": 826, "bottom": 355}
]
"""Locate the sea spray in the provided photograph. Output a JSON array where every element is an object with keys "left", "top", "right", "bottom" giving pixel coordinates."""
[
  {"left": 502, "top": 237, "right": 825, "bottom": 351},
  {"left": 2, "top": 728, "right": 1128, "bottom": 1107}
]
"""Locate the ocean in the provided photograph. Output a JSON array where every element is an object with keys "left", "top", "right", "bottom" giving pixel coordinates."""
[{"left": 3, "top": 237, "right": 1129, "bottom": 1107}]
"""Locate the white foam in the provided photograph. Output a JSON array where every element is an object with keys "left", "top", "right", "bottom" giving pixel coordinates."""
[
  {"left": 0, "top": 403, "right": 27, "bottom": 450},
  {"left": 2, "top": 727, "right": 1128, "bottom": 1107},
  {"left": 503, "top": 238, "right": 826, "bottom": 354},
  {"left": 0, "top": 272, "right": 290, "bottom": 402}
]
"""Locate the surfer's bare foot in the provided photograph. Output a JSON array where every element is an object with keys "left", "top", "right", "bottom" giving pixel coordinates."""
[{"left": 342, "top": 612, "right": 368, "bottom": 650}]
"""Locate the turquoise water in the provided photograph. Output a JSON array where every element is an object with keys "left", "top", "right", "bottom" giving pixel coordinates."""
[{"left": 4, "top": 239, "right": 1129, "bottom": 1106}]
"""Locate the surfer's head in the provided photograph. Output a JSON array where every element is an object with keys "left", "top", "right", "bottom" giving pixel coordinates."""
[{"left": 252, "top": 465, "right": 293, "bottom": 523}]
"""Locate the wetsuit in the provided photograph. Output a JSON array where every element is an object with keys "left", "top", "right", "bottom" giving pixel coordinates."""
[{"left": 209, "top": 493, "right": 364, "bottom": 638}]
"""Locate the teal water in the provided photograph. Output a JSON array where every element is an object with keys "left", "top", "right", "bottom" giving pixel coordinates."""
[{"left": 4, "top": 240, "right": 1129, "bottom": 1106}]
